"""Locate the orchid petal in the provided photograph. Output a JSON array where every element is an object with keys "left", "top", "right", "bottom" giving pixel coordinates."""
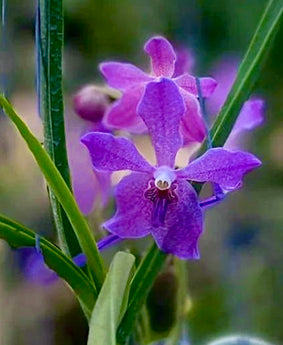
[
  {"left": 103, "top": 173, "right": 152, "bottom": 238},
  {"left": 67, "top": 114, "right": 111, "bottom": 215},
  {"left": 225, "top": 99, "right": 265, "bottom": 149},
  {"left": 99, "top": 62, "right": 152, "bottom": 91},
  {"left": 151, "top": 180, "right": 203, "bottom": 259},
  {"left": 175, "top": 74, "right": 217, "bottom": 98},
  {"left": 173, "top": 47, "right": 194, "bottom": 77},
  {"left": 176, "top": 148, "right": 261, "bottom": 190},
  {"left": 230, "top": 99, "right": 265, "bottom": 137},
  {"left": 144, "top": 36, "right": 176, "bottom": 77},
  {"left": 137, "top": 78, "right": 185, "bottom": 167},
  {"left": 179, "top": 90, "right": 206, "bottom": 144},
  {"left": 103, "top": 85, "right": 147, "bottom": 133},
  {"left": 81, "top": 132, "right": 153, "bottom": 173}
]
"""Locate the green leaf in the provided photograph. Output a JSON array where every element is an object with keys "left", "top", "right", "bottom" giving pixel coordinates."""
[
  {"left": 87, "top": 252, "right": 135, "bottom": 345},
  {"left": 117, "top": 243, "right": 166, "bottom": 345},
  {"left": 37, "top": 0, "right": 81, "bottom": 257},
  {"left": 0, "top": 214, "right": 96, "bottom": 320},
  {"left": 0, "top": 95, "right": 105, "bottom": 291},
  {"left": 203, "top": 0, "right": 283, "bottom": 149}
]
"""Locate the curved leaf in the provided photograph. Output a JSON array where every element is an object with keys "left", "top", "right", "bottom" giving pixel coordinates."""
[
  {"left": 205, "top": 0, "right": 283, "bottom": 149},
  {"left": 117, "top": 243, "right": 166, "bottom": 345},
  {"left": 0, "top": 215, "right": 96, "bottom": 320},
  {"left": 0, "top": 96, "right": 105, "bottom": 290}
]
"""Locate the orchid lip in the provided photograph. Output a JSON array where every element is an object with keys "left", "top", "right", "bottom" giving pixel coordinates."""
[{"left": 144, "top": 179, "right": 178, "bottom": 228}]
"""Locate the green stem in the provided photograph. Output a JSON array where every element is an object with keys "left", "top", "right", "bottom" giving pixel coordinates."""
[{"left": 37, "top": 0, "right": 82, "bottom": 257}]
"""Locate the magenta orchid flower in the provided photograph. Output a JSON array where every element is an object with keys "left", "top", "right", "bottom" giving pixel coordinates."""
[
  {"left": 67, "top": 85, "right": 112, "bottom": 215},
  {"left": 100, "top": 36, "right": 217, "bottom": 143},
  {"left": 82, "top": 79, "right": 261, "bottom": 259}
]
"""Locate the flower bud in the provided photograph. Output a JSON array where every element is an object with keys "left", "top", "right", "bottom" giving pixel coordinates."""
[{"left": 73, "top": 85, "right": 109, "bottom": 123}]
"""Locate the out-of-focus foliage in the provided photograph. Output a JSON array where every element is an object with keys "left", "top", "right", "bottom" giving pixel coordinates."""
[{"left": 0, "top": 1, "right": 282, "bottom": 345}]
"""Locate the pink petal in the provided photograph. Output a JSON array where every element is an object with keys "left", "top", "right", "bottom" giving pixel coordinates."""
[
  {"left": 144, "top": 36, "right": 176, "bottom": 77},
  {"left": 230, "top": 99, "right": 265, "bottom": 136},
  {"left": 137, "top": 78, "right": 185, "bottom": 167},
  {"left": 103, "top": 85, "right": 147, "bottom": 133},
  {"left": 175, "top": 74, "right": 217, "bottom": 98},
  {"left": 103, "top": 173, "right": 152, "bottom": 238},
  {"left": 66, "top": 114, "right": 111, "bottom": 215},
  {"left": 81, "top": 132, "right": 154, "bottom": 173},
  {"left": 99, "top": 62, "right": 152, "bottom": 91},
  {"left": 73, "top": 85, "right": 109, "bottom": 123},
  {"left": 179, "top": 90, "right": 206, "bottom": 144},
  {"left": 225, "top": 99, "right": 265, "bottom": 149},
  {"left": 151, "top": 180, "right": 203, "bottom": 259},
  {"left": 173, "top": 47, "right": 195, "bottom": 77},
  {"left": 176, "top": 148, "right": 262, "bottom": 190}
]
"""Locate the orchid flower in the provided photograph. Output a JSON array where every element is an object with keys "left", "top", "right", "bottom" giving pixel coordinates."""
[
  {"left": 67, "top": 85, "right": 112, "bottom": 215},
  {"left": 207, "top": 57, "right": 265, "bottom": 149},
  {"left": 82, "top": 78, "right": 261, "bottom": 259},
  {"left": 100, "top": 36, "right": 217, "bottom": 143}
]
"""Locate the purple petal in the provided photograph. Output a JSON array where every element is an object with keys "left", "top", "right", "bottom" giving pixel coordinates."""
[
  {"left": 144, "top": 36, "right": 176, "bottom": 77},
  {"left": 179, "top": 90, "right": 206, "bottom": 144},
  {"left": 103, "top": 172, "right": 152, "bottom": 238},
  {"left": 229, "top": 99, "right": 265, "bottom": 137},
  {"left": 225, "top": 99, "right": 265, "bottom": 150},
  {"left": 207, "top": 57, "right": 239, "bottom": 115},
  {"left": 151, "top": 180, "right": 203, "bottom": 259},
  {"left": 19, "top": 248, "right": 58, "bottom": 286},
  {"left": 99, "top": 62, "right": 152, "bottom": 91},
  {"left": 173, "top": 47, "right": 194, "bottom": 77},
  {"left": 66, "top": 114, "right": 111, "bottom": 215},
  {"left": 103, "top": 85, "right": 147, "bottom": 133},
  {"left": 137, "top": 78, "right": 185, "bottom": 167},
  {"left": 73, "top": 253, "right": 87, "bottom": 267},
  {"left": 176, "top": 148, "right": 262, "bottom": 190},
  {"left": 81, "top": 132, "right": 154, "bottom": 173},
  {"left": 175, "top": 74, "right": 217, "bottom": 98}
]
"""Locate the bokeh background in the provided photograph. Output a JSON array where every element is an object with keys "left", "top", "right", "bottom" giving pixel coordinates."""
[{"left": 0, "top": 0, "right": 282, "bottom": 344}]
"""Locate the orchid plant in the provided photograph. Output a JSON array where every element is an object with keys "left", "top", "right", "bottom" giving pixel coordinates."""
[{"left": 0, "top": 0, "right": 282, "bottom": 345}]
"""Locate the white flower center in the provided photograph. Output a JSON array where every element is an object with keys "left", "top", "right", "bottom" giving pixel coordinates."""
[{"left": 154, "top": 167, "right": 176, "bottom": 191}]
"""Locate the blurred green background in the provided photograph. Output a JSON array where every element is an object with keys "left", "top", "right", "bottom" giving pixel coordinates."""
[{"left": 0, "top": 0, "right": 282, "bottom": 344}]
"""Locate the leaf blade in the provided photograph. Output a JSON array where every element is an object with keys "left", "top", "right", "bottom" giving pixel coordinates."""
[
  {"left": 0, "top": 214, "right": 96, "bottom": 320},
  {"left": 87, "top": 252, "right": 135, "bottom": 345},
  {"left": 206, "top": 0, "right": 283, "bottom": 149},
  {"left": 117, "top": 243, "right": 166, "bottom": 345}
]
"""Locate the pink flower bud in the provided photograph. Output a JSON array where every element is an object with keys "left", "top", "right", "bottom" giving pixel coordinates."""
[{"left": 73, "top": 85, "right": 109, "bottom": 123}]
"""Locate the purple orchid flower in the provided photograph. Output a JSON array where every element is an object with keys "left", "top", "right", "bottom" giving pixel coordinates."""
[
  {"left": 206, "top": 57, "right": 265, "bottom": 148},
  {"left": 171, "top": 50, "right": 265, "bottom": 148},
  {"left": 67, "top": 85, "right": 112, "bottom": 215},
  {"left": 100, "top": 36, "right": 217, "bottom": 143},
  {"left": 82, "top": 78, "right": 261, "bottom": 259},
  {"left": 17, "top": 247, "right": 87, "bottom": 286}
]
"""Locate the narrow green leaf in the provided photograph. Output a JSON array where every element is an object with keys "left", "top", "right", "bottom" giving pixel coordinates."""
[
  {"left": 37, "top": 0, "right": 82, "bottom": 257},
  {"left": 87, "top": 252, "right": 135, "bottom": 345},
  {"left": 203, "top": 0, "right": 283, "bottom": 150},
  {"left": 0, "top": 95, "right": 105, "bottom": 290},
  {"left": 117, "top": 243, "right": 166, "bottom": 345},
  {"left": 0, "top": 214, "right": 96, "bottom": 320}
]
